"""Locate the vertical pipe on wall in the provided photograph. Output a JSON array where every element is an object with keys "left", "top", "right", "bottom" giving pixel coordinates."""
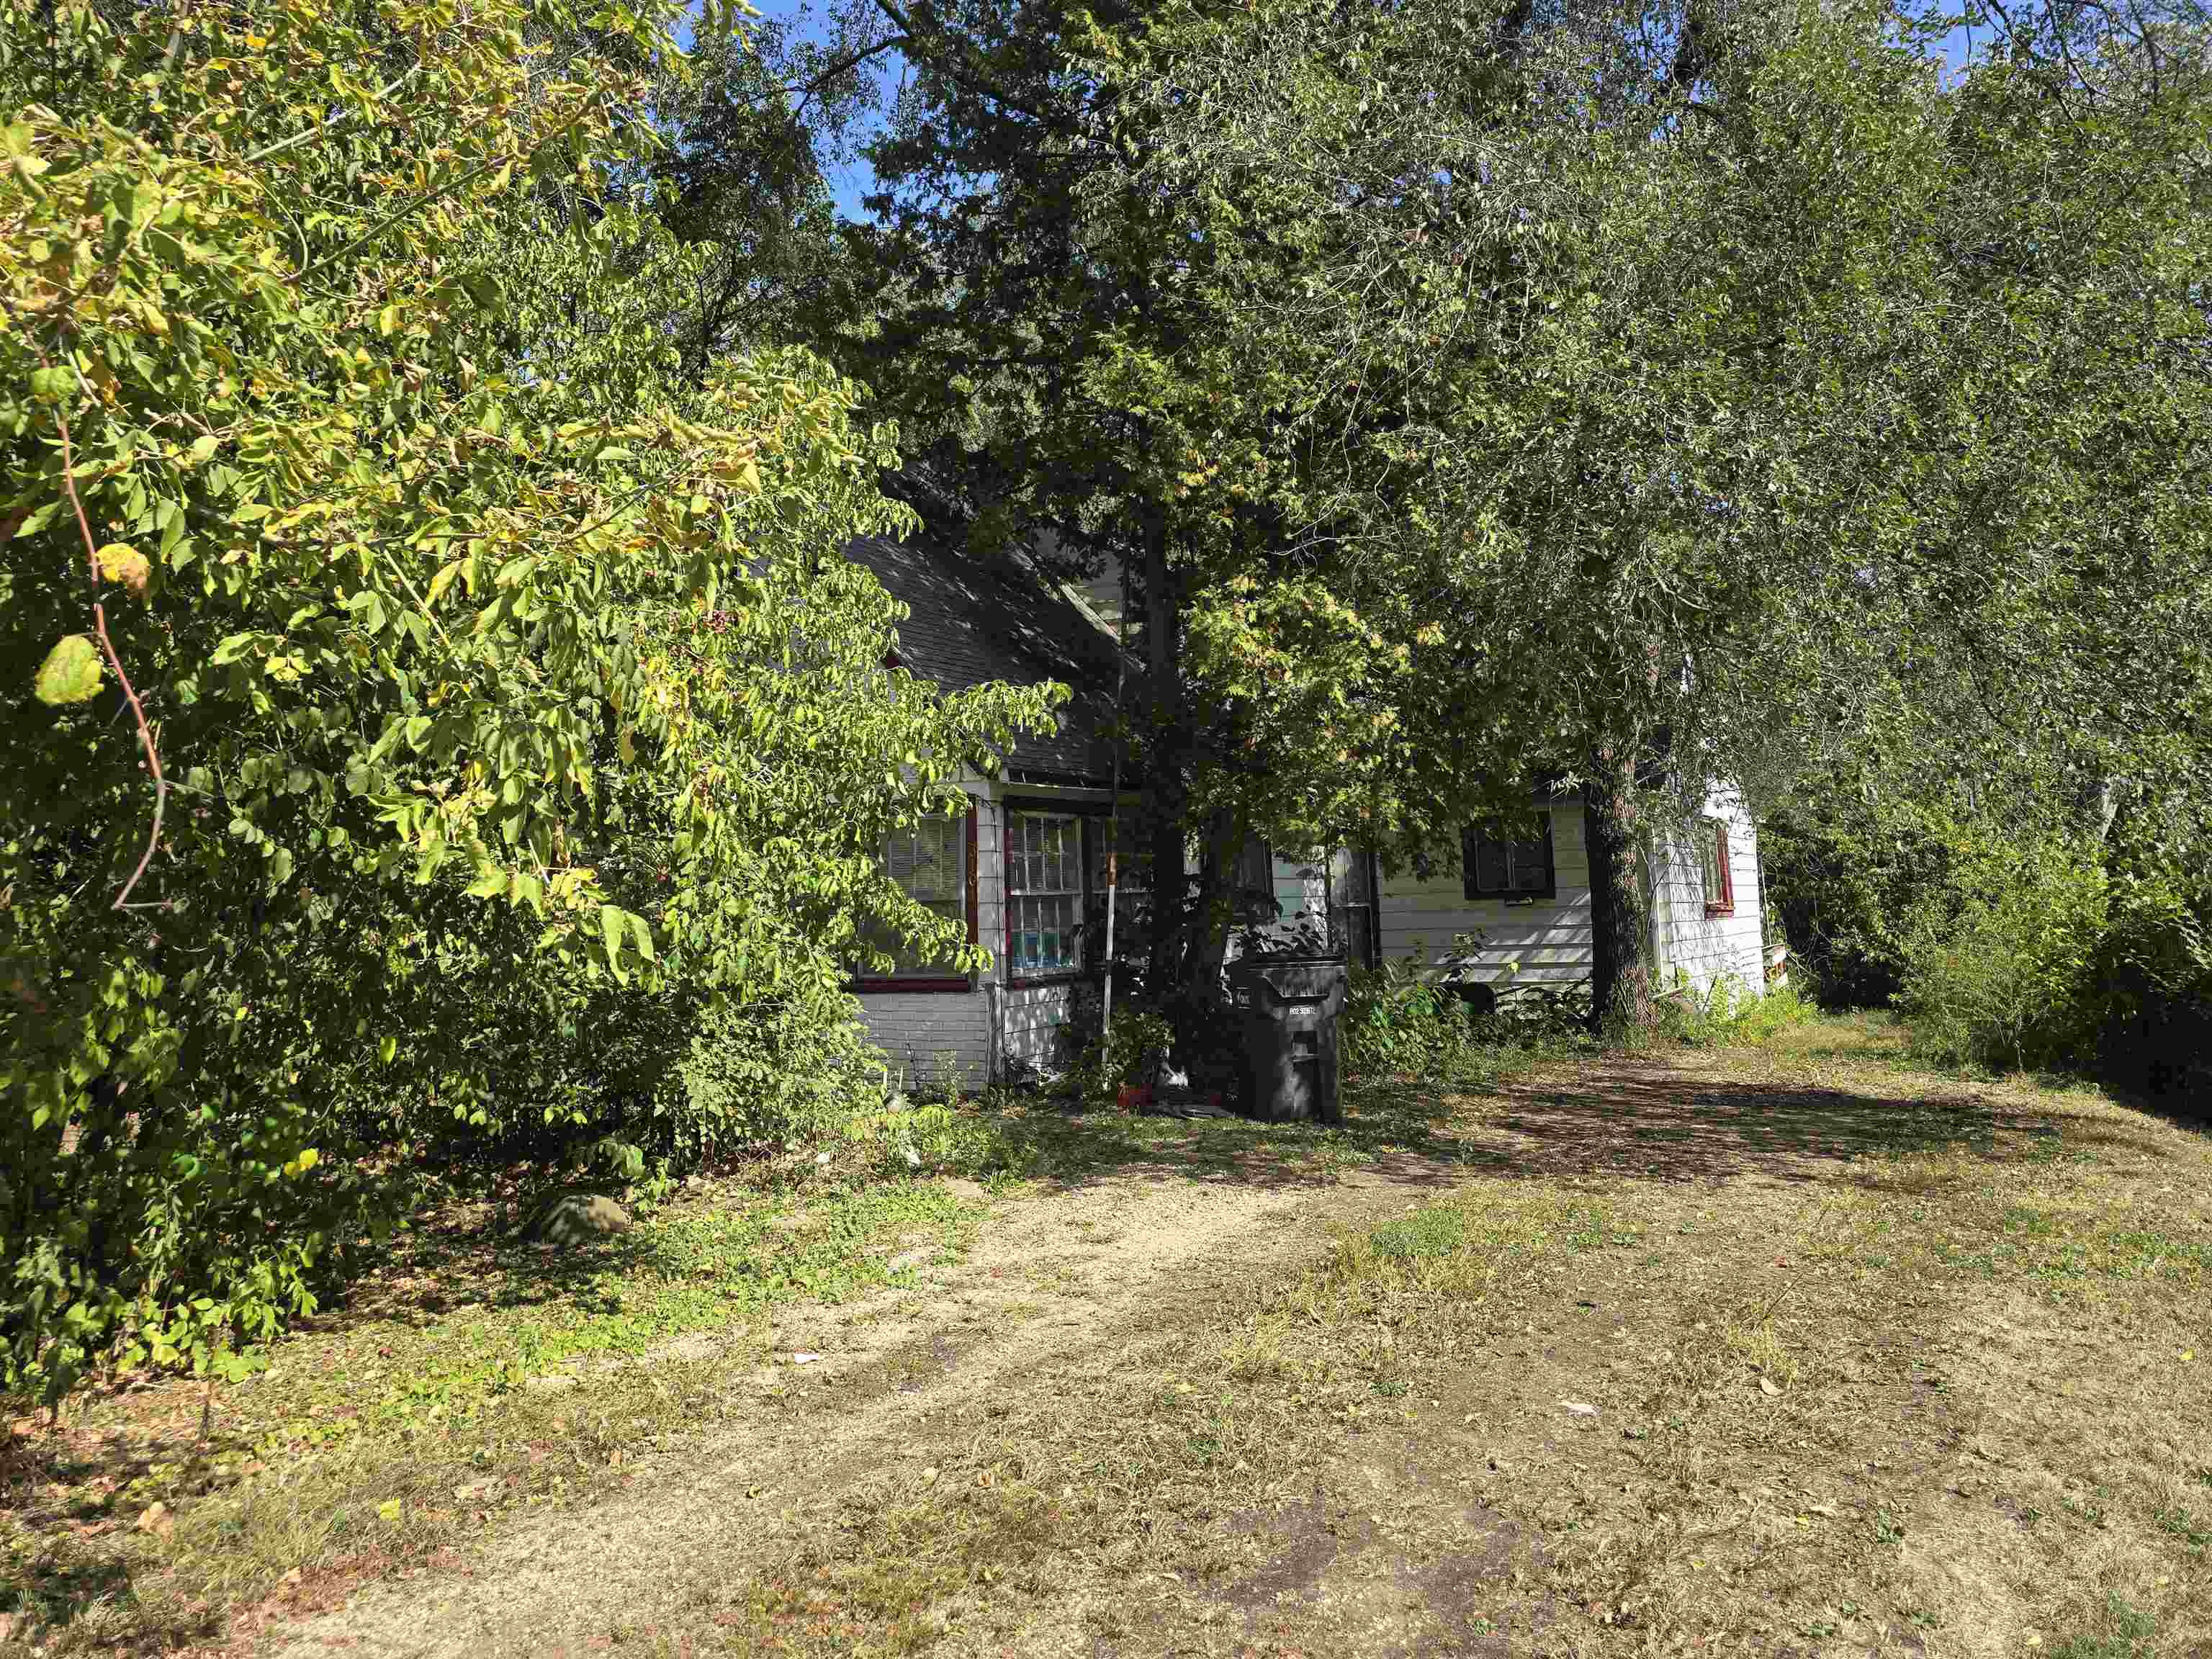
[{"left": 1100, "top": 552, "right": 1132, "bottom": 1046}]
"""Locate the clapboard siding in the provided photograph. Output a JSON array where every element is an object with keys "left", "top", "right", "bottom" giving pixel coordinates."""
[
  {"left": 1653, "top": 795, "right": 1767, "bottom": 998},
  {"left": 1375, "top": 804, "right": 1596, "bottom": 987},
  {"left": 859, "top": 991, "right": 993, "bottom": 1094}
]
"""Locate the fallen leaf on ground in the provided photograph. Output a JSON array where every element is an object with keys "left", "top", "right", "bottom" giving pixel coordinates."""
[
  {"left": 1559, "top": 1401, "right": 1599, "bottom": 1416},
  {"left": 1758, "top": 1376, "right": 1782, "bottom": 1396},
  {"left": 137, "top": 1501, "right": 173, "bottom": 1538}
]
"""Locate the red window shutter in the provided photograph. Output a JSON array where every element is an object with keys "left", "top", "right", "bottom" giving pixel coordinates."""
[{"left": 1714, "top": 822, "right": 1734, "bottom": 914}]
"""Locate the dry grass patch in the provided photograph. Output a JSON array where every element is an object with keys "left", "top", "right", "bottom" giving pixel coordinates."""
[{"left": 11, "top": 1023, "right": 2206, "bottom": 1659}]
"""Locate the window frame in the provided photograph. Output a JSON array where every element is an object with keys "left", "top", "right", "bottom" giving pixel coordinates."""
[
  {"left": 853, "top": 805, "right": 979, "bottom": 994},
  {"left": 1461, "top": 812, "right": 1557, "bottom": 903},
  {"left": 1326, "top": 845, "right": 1382, "bottom": 968},
  {"left": 1700, "top": 817, "right": 1736, "bottom": 917},
  {"left": 1004, "top": 807, "right": 1089, "bottom": 983}
]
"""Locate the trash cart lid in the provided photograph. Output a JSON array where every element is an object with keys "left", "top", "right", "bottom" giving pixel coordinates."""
[{"left": 1226, "top": 956, "right": 1349, "bottom": 1002}]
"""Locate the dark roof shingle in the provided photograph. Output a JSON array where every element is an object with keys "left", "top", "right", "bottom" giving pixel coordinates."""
[{"left": 840, "top": 531, "right": 1131, "bottom": 785}]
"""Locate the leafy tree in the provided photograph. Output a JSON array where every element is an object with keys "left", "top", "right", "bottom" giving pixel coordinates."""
[
  {"left": 1092, "top": 0, "right": 2212, "bottom": 1030},
  {"left": 1, "top": 0, "right": 1053, "bottom": 1401},
  {"left": 819, "top": 0, "right": 1408, "bottom": 1059}
]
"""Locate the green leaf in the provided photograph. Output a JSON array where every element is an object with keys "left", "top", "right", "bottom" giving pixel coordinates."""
[
  {"left": 600, "top": 904, "right": 627, "bottom": 983},
  {"left": 34, "top": 634, "right": 102, "bottom": 705}
]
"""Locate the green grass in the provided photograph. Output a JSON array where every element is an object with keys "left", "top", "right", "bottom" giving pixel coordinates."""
[
  {"left": 1368, "top": 1204, "right": 1469, "bottom": 1260},
  {"left": 0, "top": 1174, "right": 979, "bottom": 1650},
  {"left": 2049, "top": 1594, "right": 2160, "bottom": 1659}
]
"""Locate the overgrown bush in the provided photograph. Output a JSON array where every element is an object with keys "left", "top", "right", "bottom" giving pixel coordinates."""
[
  {"left": 1342, "top": 957, "right": 1470, "bottom": 1079},
  {"left": 0, "top": 0, "right": 1055, "bottom": 1404},
  {"left": 1763, "top": 802, "right": 1956, "bottom": 1008},
  {"left": 2085, "top": 874, "right": 2212, "bottom": 1100},
  {"left": 1896, "top": 839, "right": 2109, "bottom": 1072}
]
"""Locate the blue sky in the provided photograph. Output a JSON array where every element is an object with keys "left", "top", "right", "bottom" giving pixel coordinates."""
[
  {"left": 745, "top": 0, "right": 1983, "bottom": 224},
  {"left": 749, "top": 0, "right": 900, "bottom": 220}
]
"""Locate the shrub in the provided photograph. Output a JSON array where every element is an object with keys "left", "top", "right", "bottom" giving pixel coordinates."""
[
  {"left": 2086, "top": 874, "right": 2212, "bottom": 1100},
  {"left": 1763, "top": 802, "right": 1957, "bottom": 1008},
  {"left": 1655, "top": 974, "right": 1813, "bottom": 1048},
  {"left": 1896, "top": 838, "right": 2108, "bottom": 1072},
  {"left": 1342, "top": 956, "right": 1470, "bottom": 1079}
]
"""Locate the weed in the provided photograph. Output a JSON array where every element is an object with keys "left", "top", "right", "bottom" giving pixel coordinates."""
[
  {"left": 2049, "top": 1593, "right": 2158, "bottom": 1659},
  {"left": 1370, "top": 1205, "right": 1469, "bottom": 1261}
]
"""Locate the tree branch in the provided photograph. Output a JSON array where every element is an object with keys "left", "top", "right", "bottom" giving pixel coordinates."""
[
  {"left": 54, "top": 403, "right": 166, "bottom": 911},
  {"left": 866, "top": 0, "right": 1054, "bottom": 124}
]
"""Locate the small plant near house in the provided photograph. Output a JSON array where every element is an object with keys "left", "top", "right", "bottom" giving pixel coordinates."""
[
  {"left": 1342, "top": 956, "right": 1461, "bottom": 1079},
  {"left": 842, "top": 1096, "right": 965, "bottom": 1172},
  {"left": 1655, "top": 972, "right": 1812, "bottom": 1048},
  {"left": 927, "top": 1048, "right": 971, "bottom": 1106},
  {"left": 1068, "top": 1004, "right": 1177, "bottom": 1103}
]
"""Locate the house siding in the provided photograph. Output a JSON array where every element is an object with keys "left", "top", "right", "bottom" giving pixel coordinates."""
[
  {"left": 1002, "top": 980, "right": 1089, "bottom": 1071},
  {"left": 1366, "top": 796, "right": 1769, "bottom": 999},
  {"left": 859, "top": 989, "right": 994, "bottom": 1095},
  {"left": 1653, "top": 796, "right": 1768, "bottom": 998},
  {"left": 1374, "top": 803, "right": 1597, "bottom": 989},
  {"left": 854, "top": 783, "right": 1120, "bottom": 1083}
]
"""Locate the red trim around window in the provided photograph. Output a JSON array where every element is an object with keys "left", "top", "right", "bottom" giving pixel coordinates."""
[
  {"left": 1705, "top": 820, "right": 1735, "bottom": 917},
  {"left": 853, "top": 804, "right": 981, "bottom": 997}
]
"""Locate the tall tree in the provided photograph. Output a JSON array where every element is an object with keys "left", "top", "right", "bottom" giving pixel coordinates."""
[
  {"left": 1, "top": 0, "right": 1052, "bottom": 1399},
  {"left": 834, "top": 0, "right": 1359, "bottom": 1048},
  {"left": 1099, "top": 0, "right": 2212, "bottom": 1029}
]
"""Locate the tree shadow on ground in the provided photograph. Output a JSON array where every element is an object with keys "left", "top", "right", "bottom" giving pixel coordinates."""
[{"left": 994, "top": 1048, "right": 2174, "bottom": 1199}]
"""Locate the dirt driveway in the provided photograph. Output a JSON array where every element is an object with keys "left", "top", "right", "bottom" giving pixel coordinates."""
[{"left": 246, "top": 1031, "right": 2212, "bottom": 1659}]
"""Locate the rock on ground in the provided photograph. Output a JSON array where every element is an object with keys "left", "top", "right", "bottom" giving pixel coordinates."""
[{"left": 519, "top": 1192, "right": 633, "bottom": 1245}]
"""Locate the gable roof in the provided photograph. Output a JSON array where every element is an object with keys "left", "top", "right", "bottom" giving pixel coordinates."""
[{"left": 840, "top": 527, "right": 1133, "bottom": 786}]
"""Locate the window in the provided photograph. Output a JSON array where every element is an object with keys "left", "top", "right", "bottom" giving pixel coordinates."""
[
  {"left": 866, "top": 811, "right": 970, "bottom": 982},
  {"left": 1699, "top": 817, "right": 1735, "bottom": 916},
  {"left": 1007, "top": 811, "right": 1084, "bottom": 977},
  {"left": 1462, "top": 813, "right": 1556, "bottom": 902},
  {"left": 1085, "top": 809, "right": 1150, "bottom": 966},
  {"left": 1327, "top": 847, "right": 1379, "bottom": 966},
  {"left": 1232, "top": 835, "right": 1276, "bottom": 923}
]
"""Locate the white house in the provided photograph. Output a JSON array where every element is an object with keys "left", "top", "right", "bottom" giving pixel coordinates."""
[
  {"left": 1303, "top": 793, "right": 1770, "bottom": 1003},
  {"left": 845, "top": 524, "right": 1773, "bottom": 1091}
]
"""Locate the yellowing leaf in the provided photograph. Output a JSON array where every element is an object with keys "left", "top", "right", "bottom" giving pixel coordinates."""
[
  {"left": 34, "top": 634, "right": 102, "bottom": 705},
  {"left": 96, "top": 542, "right": 150, "bottom": 595},
  {"left": 377, "top": 304, "right": 401, "bottom": 337}
]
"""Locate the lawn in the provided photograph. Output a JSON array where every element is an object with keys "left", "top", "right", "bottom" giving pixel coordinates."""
[{"left": 4, "top": 1015, "right": 2208, "bottom": 1658}]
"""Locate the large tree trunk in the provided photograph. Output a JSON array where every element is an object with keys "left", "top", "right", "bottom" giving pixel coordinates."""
[
  {"left": 1182, "top": 804, "right": 1239, "bottom": 998},
  {"left": 1136, "top": 504, "right": 1242, "bottom": 1076},
  {"left": 1583, "top": 738, "right": 1655, "bottom": 1038}
]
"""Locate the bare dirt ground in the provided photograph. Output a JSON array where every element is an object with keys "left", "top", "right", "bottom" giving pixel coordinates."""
[
  {"left": 247, "top": 1028, "right": 2212, "bottom": 1659},
  {"left": 6, "top": 1023, "right": 2208, "bottom": 1659}
]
